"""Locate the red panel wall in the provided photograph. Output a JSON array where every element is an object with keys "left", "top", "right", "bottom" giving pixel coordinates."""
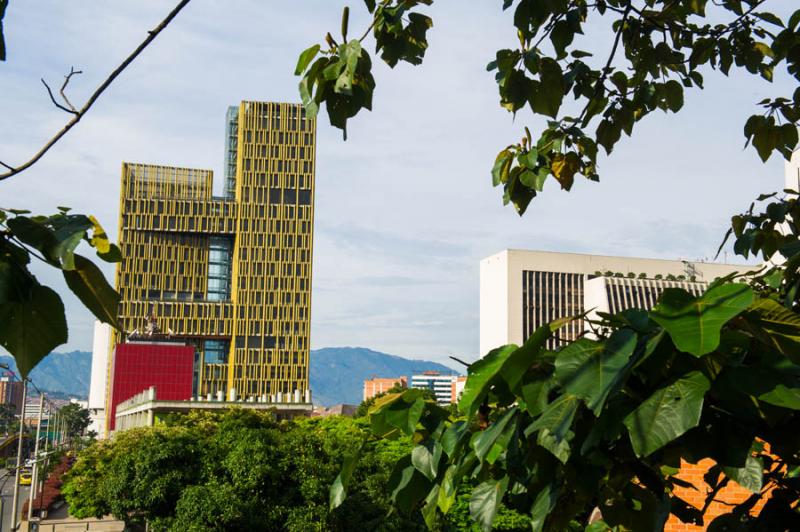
[{"left": 109, "top": 343, "right": 194, "bottom": 430}]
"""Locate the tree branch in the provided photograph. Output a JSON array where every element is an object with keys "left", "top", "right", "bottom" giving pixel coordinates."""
[
  {"left": 59, "top": 67, "right": 83, "bottom": 112},
  {"left": 41, "top": 78, "right": 77, "bottom": 115},
  {"left": 0, "top": 0, "right": 193, "bottom": 182}
]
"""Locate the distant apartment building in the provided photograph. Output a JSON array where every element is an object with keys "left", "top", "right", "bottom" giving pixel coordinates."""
[
  {"left": 363, "top": 374, "right": 465, "bottom": 405},
  {"left": 363, "top": 377, "right": 407, "bottom": 401},
  {"left": 411, "top": 372, "right": 463, "bottom": 405},
  {"left": 0, "top": 376, "right": 23, "bottom": 416},
  {"left": 106, "top": 101, "right": 316, "bottom": 434},
  {"left": 479, "top": 250, "right": 743, "bottom": 355}
]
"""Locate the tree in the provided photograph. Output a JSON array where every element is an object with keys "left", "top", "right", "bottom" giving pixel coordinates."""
[
  {"left": 305, "top": 2, "right": 800, "bottom": 530},
  {"left": 57, "top": 403, "right": 91, "bottom": 443},
  {"left": 63, "top": 409, "right": 429, "bottom": 531}
]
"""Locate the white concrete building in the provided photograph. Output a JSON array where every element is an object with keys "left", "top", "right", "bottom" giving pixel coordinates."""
[
  {"left": 410, "top": 372, "right": 461, "bottom": 405},
  {"left": 87, "top": 321, "right": 111, "bottom": 439},
  {"left": 479, "top": 250, "right": 744, "bottom": 356}
]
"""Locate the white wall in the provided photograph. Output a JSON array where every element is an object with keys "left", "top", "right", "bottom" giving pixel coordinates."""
[
  {"left": 88, "top": 321, "right": 111, "bottom": 438},
  {"left": 479, "top": 251, "right": 511, "bottom": 357}
]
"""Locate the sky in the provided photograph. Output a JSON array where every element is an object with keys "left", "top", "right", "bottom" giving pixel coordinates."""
[{"left": 0, "top": 1, "right": 797, "bottom": 368}]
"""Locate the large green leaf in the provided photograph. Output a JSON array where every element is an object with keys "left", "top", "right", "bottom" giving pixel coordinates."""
[
  {"left": 759, "top": 384, "right": 800, "bottom": 410},
  {"left": 0, "top": 284, "right": 67, "bottom": 378},
  {"left": 624, "top": 371, "right": 710, "bottom": 457},
  {"left": 387, "top": 455, "right": 431, "bottom": 513},
  {"left": 329, "top": 444, "right": 362, "bottom": 509},
  {"left": 530, "top": 481, "right": 558, "bottom": 532},
  {"left": 472, "top": 407, "right": 518, "bottom": 464},
  {"left": 411, "top": 440, "right": 442, "bottom": 481},
  {"left": 294, "top": 44, "right": 320, "bottom": 75},
  {"left": 63, "top": 254, "right": 120, "bottom": 328},
  {"left": 469, "top": 476, "right": 509, "bottom": 532},
  {"left": 459, "top": 344, "right": 517, "bottom": 417},
  {"left": 370, "top": 389, "right": 427, "bottom": 437},
  {"left": 650, "top": 284, "right": 753, "bottom": 356},
  {"left": 741, "top": 298, "right": 800, "bottom": 364},
  {"left": 526, "top": 394, "right": 579, "bottom": 463},
  {"left": 554, "top": 329, "right": 636, "bottom": 415},
  {"left": 722, "top": 455, "right": 763, "bottom": 492}
]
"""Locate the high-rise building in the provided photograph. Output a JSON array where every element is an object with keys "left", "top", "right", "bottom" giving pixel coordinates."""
[
  {"left": 0, "top": 376, "right": 23, "bottom": 416},
  {"left": 113, "top": 101, "right": 316, "bottom": 410},
  {"left": 88, "top": 321, "right": 111, "bottom": 438},
  {"left": 479, "top": 250, "right": 742, "bottom": 355}
]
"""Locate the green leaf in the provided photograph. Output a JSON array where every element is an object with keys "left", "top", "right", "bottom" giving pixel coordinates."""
[
  {"left": 663, "top": 80, "right": 684, "bottom": 113},
  {"left": 530, "top": 482, "right": 558, "bottom": 532},
  {"left": 459, "top": 344, "right": 517, "bottom": 417},
  {"left": 329, "top": 443, "right": 362, "bottom": 509},
  {"left": 411, "top": 440, "right": 442, "bottom": 481},
  {"left": 554, "top": 329, "right": 636, "bottom": 415},
  {"left": 469, "top": 476, "right": 509, "bottom": 532},
  {"left": 421, "top": 484, "right": 440, "bottom": 528},
  {"left": 0, "top": 283, "right": 68, "bottom": 378},
  {"left": 6, "top": 217, "right": 59, "bottom": 264},
  {"left": 742, "top": 298, "right": 800, "bottom": 364},
  {"left": 437, "top": 465, "right": 457, "bottom": 513},
  {"left": 387, "top": 455, "right": 431, "bottom": 513},
  {"left": 295, "top": 44, "right": 321, "bottom": 75},
  {"left": 650, "top": 284, "right": 754, "bottom": 356},
  {"left": 624, "top": 371, "right": 710, "bottom": 457},
  {"left": 62, "top": 254, "right": 120, "bottom": 329},
  {"left": 527, "top": 394, "right": 579, "bottom": 463},
  {"left": 472, "top": 407, "right": 518, "bottom": 464},
  {"left": 759, "top": 384, "right": 800, "bottom": 409},
  {"left": 722, "top": 455, "right": 763, "bottom": 493},
  {"left": 370, "top": 389, "right": 427, "bottom": 437}
]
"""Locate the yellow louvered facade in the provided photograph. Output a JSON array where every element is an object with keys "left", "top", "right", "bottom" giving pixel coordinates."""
[{"left": 114, "top": 101, "right": 315, "bottom": 401}]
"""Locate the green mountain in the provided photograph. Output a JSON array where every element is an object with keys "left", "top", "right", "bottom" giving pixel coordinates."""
[
  {"left": 309, "top": 347, "right": 459, "bottom": 406},
  {"left": 0, "top": 351, "right": 91, "bottom": 398},
  {"left": 0, "top": 347, "right": 459, "bottom": 406}
]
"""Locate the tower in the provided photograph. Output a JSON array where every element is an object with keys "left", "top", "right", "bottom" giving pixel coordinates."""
[{"left": 112, "top": 101, "right": 315, "bottom": 414}]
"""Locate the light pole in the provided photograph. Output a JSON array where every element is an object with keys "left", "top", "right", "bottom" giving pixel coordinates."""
[
  {"left": 27, "top": 394, "right": 44, "bottom": 522},
  {"left": 9, "top": 378, "right": 27, "bottom": 531}
]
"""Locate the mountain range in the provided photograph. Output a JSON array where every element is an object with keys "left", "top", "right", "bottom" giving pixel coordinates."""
[{"left": 1, "top": 347, "right": 458, "bottom": 406}]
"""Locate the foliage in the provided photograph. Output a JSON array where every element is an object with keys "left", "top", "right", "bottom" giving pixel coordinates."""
[
  {"left": 63, "top": 409, "right": 427, "bottom": 531},
  {"left": 0, "top": 207, "right": 121, "bottom": 377},
  {"left": 333, "top": 189, "right": 800, "bottom": 530},
  {"left": 356, "top": 382, "right": 432, "bottom": 418},
  {"left": 298, "top": 0, "right": 800, "bottom": 213},
  {"left": 57, "top": 402, "right": 92, "bottom": 442}
]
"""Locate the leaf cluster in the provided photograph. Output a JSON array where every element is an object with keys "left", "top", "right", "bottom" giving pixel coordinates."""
[
  {"left": 63, "top": 409, "right": 426, "bottom": 532},
  {"left": 0, "top": 207, "right": 121, "bottom": 377},
  {"left": 295, "top": 1, "right": 433, "bottom": 138}
]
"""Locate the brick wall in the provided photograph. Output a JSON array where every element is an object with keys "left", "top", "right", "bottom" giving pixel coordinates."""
[{"left": 664, "top": 459, "right": 769, "bottom": 531}]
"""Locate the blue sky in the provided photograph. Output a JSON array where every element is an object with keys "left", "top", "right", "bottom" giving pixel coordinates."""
[{"left": 1, "top": 1, "right": 796, "bottom": 367}]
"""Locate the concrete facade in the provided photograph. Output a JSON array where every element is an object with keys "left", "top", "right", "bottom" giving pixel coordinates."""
[
  {"left": 480, "top": 250, "right": 744, "bottom": 355},
  {"left": 88, "top": 321, "right": 111, "bottom": 438}
]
